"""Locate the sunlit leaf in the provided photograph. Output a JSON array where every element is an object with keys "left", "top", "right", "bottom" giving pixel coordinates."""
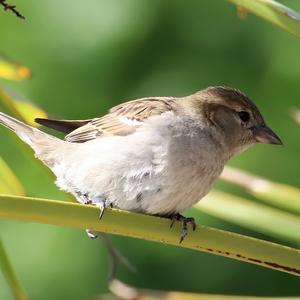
[
  {"left": 0, "top": 54, "right": 31, "bottom": 81},
  {"left": 13, "top": 100, "right": 47, "bottom": 127},
  {"left": 290, "top": 107, "right": 300, "bottom": 125},
  {"left": 228, "top": 0, "right": 300, "bottom": 38},
  {"left": 0, "top": 157, "right": 25, "bottom": 196},
  {"left": 0, "top": 88, "right": 47, "bottom": 127},
  {"left": 0, "top": 87, "right": 57, "bottom": 184},
  {"left": 140, "top": 294, "right": 300, "bottom": 300},
  {"left": 1, "top": 195, "right": 300, "bottom": 276},
  {"left": 221, "top": 166, "right": 300, "bottom": 215},
  {"left": 103, "top": 278, "right": 300, "bottom": 299},
  {"left": 197, "top": 190, "right": 300, "bottom": 244},
  {"left": 0, "top": 237, "right": 27, "bottom": 300}
]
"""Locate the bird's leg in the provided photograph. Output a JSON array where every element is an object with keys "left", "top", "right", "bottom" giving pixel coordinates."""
[
  {"left": 169, "top": 213, "right": 196, "bottom": 243},
  {"left": 90, "top": 194, "right": 114, "bottom": 219},
  {"left": 86, "top": 229, "right": 98, "bottom": 239},
  {"left": 75, "top": 192, "right": 112, "bottom": 239}
]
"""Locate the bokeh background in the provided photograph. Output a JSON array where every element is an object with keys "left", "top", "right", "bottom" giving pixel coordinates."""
[{"left": 1, "top": 0, "right": 300, "bottom": 299}]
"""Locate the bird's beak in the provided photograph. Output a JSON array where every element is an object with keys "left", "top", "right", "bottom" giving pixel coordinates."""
[{"left": 252, "top": 125, "right": 283, "bottom": 145}]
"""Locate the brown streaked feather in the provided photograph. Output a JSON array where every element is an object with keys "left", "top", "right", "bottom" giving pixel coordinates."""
[
  {"left": 65, "top": 97, "right": 177, "bottom": 143},
  {"left": 35, "top": 118, "right": 92, "bottom": 134}
]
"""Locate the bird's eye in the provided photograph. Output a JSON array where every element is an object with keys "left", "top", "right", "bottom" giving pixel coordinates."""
[{"left": 238, "top": 111, "right": 250, "bottom": 122}]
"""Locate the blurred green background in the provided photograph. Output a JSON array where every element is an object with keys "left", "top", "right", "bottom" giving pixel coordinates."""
[{"left": 1, "top": 0, "right": 300, "bottom": 299}]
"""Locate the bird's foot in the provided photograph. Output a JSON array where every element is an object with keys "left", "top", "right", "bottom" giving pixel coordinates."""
[
  {"left": 76, "top": 193, "right": 111, "bottom": 219},
  {"left": 90, "top": 195, "right": 114, "bottom": 219},
  {"left": 169, "top": 213, "right": 196, "bottom": 243},
  {"left": 75, "top": 193, "right": 113, "bottom": 239},
  {"left": 86, "top": 229, "right": 98, "bottom": 239}
]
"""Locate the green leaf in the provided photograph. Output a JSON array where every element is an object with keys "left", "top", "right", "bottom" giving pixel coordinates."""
[
  {"left": 1, "top": 195, "right": 300, "bottom": 276},
  {"left": 0, "top": 54, "right": 31, "bottom": 81},
  {"left": 0, "top": 157, "right": 25, "bottom": 196},
  {"left": 221, "top": 167, "right": 300, "bottom": 215},
  {"left": 106, "top": 278, "right": 300, "bottom": 300},
  {"left": 0, "top": 87, "right": 58, "bottom": 185},
  {"left": 197, "top": 190, "right": 300, "bottom": 244},
  {"left": 290, "top": 107, "right": 300, "bottom": 125},
  {"left": 0, "top": 237, "right": 27, "bottom": 300},
  {"left": 228, "top": 0, "right": 300, "bottom": 38},
  {"left": 0, "top": 88, "right": 47, "bottom": 127},
  {"left": 13, "top": 100, "right": 48, "bottom": 127}
]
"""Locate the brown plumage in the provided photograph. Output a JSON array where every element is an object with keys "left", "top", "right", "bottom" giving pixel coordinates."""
[{"left": 36, "top": 97, "right": 177, "bottom": 143}]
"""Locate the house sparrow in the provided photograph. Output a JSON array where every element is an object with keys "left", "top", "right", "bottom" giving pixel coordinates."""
[{"left": 0, "top": 86, "right": 282, "bottom": 242}]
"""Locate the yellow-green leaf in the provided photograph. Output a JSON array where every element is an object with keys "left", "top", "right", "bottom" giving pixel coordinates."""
[
  {"left": 0, "top": 237, "right": 27, "bottom": 300},
  {"left": 290, "top": 107, "right": 300, "bottom": 125},
  {"left": 221, "top": 166, "right": 300, "bottom": 215},
  {"left": 0, "top": 157, "right": 25, "bottom": 196},
  {"left": 106, "top": 278, "right": 300, "bottom": 300},
  {"left": 0, "top": 88, "right": 47, "bottom": 127},
  {"left": 13, "top": 100, "right": 47, "bottom": 127},
  {"left": 1, "top": 195, "right": 300, "bottom": 277},
  {"left": 228, "top": 0, "right": 300, "bottom": 38},
  {"left": 197, "top": 190, "right": 300, "bottom": 244},
  {"left": 0, "top": 54, "right": 31, "bottom": 81}
]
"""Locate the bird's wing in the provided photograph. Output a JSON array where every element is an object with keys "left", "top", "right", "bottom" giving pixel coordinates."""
[{"left": 64, "top": 97, "right": 176, "bottom": 143}]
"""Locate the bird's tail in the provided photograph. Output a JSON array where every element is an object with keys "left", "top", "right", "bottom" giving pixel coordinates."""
[{"left": 0, "top": 112, "right": 63, "bottom": 167}]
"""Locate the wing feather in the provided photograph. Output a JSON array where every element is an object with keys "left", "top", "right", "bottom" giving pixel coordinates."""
[{"left": 65, "top": 97, "right": 176, "bottom": 143}]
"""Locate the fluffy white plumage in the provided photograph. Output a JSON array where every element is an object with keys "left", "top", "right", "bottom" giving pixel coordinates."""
[{"left": 52, "top": 110, "right": 225, "bottom": 215}]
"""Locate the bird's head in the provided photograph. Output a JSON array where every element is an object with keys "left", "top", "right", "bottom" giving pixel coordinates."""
[{"left": 190, "top": 86, "right": 282, "bottom": 157}]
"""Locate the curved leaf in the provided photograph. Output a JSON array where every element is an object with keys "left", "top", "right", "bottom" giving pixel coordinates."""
[
  {"left": 13, "top": 100, "right": 47, "bottom": 127},
  {"left": 0, "top": 195, "right": 300, "bottom": 276},
  {"left": 0, "top": 238, "right": 27, "bottom": 300},
  {"left": 290, "top": 108, "right": 300, "bottom": 125},
  {"left": 228, "top": 0, "right": 300, "bottom": 38},
  {"left": 106, "top": 278, "right": 300, "bottom": 300},
  {"left": 0, "top": 157, "right": 25, "bottom": 196},
  {"left": 198, "top": 190, "right": 300, "bottom": 243},
  {"left": 0, "top": 54, "right": 31, "bottom": 81},
  {"left": 221, "top": 167, "right": 300, "bottom": 215},
  {"left": 0, "top": 88, "right": 47, "bottom": 127}
]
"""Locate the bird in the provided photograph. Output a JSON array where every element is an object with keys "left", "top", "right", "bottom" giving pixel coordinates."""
[{"left": 0, "top": 86, "right": 282, "bottom": 243}]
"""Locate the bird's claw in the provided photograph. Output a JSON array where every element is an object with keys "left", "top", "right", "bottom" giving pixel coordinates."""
[
  {"left": 76, "top": 193, "right": 111, "bottom": 239},
  {"left": 96, "top": 201, "right": 106, "bottom": 219},
  {"left": 170, "top": 214, "right": 196, "bottom": 243},
  {"left": 86, "top": 229, "right": 98, "bottom": 239}
]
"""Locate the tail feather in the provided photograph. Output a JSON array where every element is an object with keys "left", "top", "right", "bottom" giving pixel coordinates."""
[
  {"left": 0, "top": 112, "right": 62, "bottom": 166},
  {"left": 35, "top": 117, "right": 91, "bottom": 134}
]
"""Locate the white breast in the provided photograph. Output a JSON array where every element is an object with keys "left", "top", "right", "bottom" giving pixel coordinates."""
[{"left": 52, "top": 111, "right": 226, "bottom": 215}]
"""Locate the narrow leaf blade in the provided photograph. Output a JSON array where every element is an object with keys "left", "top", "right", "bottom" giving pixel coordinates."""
[
  {"left": 0, "top": 157, "right": 25, "bottom": 196},
  {"left": 197, "top": 190, "right": 300, "bottom": 243},
  {"left": 221, "top": 166, "right": 300, "bottom": 215},
  {"left": 107, "top": 278, "right": 300, "bottom": 300},
  {"left": 228, "top": 0, "right": 300, "bottom": 38},
  {"left": 0, "top": 238, "right": 27, "bottom": 300},
  {"left": 1, "top": 195, "right": 300, "bottom": 276},
  {"left": 13, "top": 100, "right": 48, "bottom": 127},
  {"left": 0, "top": 54, "right": 31, "bottom": 81},
  {"left": 0, "top": 88, "right": 47, "bottom": 127}
]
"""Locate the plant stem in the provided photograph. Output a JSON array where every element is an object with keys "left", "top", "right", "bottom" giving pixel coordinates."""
[{"left": 1, "top": 194, "right": 300, "bottom": 276}]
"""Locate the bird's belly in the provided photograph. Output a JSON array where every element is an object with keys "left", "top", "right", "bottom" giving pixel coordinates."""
[
  {"left": 135, "top": 168, "right": 220, "bottom": 215},
  {"left": 107, "top": 158, "right": 222, "bottom": 215},
  {"left": 52, "top": 121, "right": 224, "bottom": 216}
]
